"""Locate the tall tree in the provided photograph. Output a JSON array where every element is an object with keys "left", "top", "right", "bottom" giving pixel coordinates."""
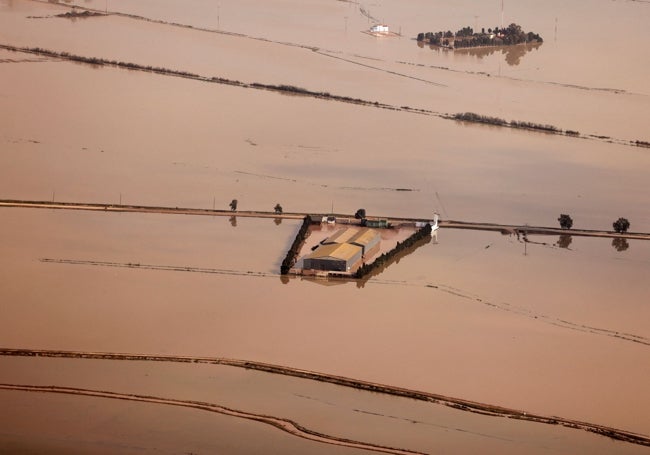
[
  {"left": 558, "top": 214, "right": 573, "bottom": 229},
  {"left": 612, "top": 217, "right": 630, "bottom": 233}
]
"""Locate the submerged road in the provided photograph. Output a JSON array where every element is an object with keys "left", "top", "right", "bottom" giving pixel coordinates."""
[{"left": 1, "top": 199, "right": 648, "bottom": 240}]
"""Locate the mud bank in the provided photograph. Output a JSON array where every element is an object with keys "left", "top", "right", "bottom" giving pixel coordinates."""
[
  {"left": 0, "top": 43, "right": 643, "bottom": 148},
  {"left": 0, "top": 383, "right": 423, "bottom": 455},
  {"left": 1, "top": 348, "right": 648, "bottom": 447}
]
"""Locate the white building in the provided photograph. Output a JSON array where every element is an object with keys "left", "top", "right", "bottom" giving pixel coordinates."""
[{"left": 370, "top": 24, "right": 389, "bottom": 33}]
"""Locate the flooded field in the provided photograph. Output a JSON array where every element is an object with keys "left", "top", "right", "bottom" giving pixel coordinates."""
[
  {"left": 1, "top": 355, "right": 648, "bottom": 454},
  {"left": 1, "top": 0, "right": 649, "bottom": 453}
]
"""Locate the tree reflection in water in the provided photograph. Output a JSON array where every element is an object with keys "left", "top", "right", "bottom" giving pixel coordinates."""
[
  {"left": 612, "top": 237, "right": 629, "bottom": 252},
  {"left": 556, "top": 234, "right": 573, "bottom": 249},
  {"left": 229, "top": 216, "right": 237, "bottom": 227},
  {"left": 458, "top": 42, "right": 541, "bottom": 65},
  {"left": 418, "top": 42, "right": 542, "bottom": 66}
]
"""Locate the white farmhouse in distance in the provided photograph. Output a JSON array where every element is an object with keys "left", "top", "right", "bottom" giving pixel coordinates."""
[{"left": 370, "top": 24, "right": 389, "bottom": 33}]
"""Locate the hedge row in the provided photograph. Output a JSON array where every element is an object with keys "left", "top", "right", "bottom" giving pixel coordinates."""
[
  {"left": 280, "top": 216, "right": 311, "bottom": 275},
  {"left": 5, "top": 46, "right": 396, "bottom": 113},
  {"left": 454, "top": 112, "right": 574, "bottom": 136},
  {"left": 355, "top": 224, "right": 432, "bottom": 279}
]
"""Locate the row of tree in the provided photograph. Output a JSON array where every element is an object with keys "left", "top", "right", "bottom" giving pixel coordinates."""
[
  {"left": 558, "top": 214, "right": 631, "bottom": 233},
  {"left": 417, "top": 23, "right": 543, "bottom": 48},
  {"left": 355, "top": 224, "right": 432, "bottom": 279},
  {"left": 453, "top": 112, "right": 576, "bottom": 136},
  {"left": 229, "top": 199, "right": 282, "bottom": 214},
  {"left": 280, "top": 216, "right": 311, "bottom": 275}
]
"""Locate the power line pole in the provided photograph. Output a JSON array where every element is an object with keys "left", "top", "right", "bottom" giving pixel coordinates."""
[{"left": 501, "top": 0, "right": 504, "bottom": 29}]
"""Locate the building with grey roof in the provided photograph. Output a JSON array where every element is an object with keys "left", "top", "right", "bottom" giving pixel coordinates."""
[{"left": 302, "top": 243, "right": 363, "bottom": 272}]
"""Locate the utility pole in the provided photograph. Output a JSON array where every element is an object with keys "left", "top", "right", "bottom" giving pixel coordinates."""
[{"left": 501, "top": 0, "right": 504, "bottom": 29}]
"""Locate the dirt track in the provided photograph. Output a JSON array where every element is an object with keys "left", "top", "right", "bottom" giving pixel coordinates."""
[{"left": 1, "top": 199, "right": 648, "bottom": 241}]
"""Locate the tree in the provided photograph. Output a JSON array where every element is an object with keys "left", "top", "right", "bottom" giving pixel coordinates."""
[
  {"left": 558, "top": 214, "right": 573, "bottom": 229},
  {"left": 229, "top": 199, "right": 238, "bottom": 211},
  {"left": 354, "top": 208, "right": 366, "bottom": 219},
  {"left": 274, "top": 203, "right": 283, "bottom": 214},
  {"left": 612, "top": 217, "right": 630, "bottom": 233},
  {"left": 507, "top": 23, "right": 523, "bottom": 36}
]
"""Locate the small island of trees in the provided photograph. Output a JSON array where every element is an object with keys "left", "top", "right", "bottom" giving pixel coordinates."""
[{"left": 417, "top": 23, "right": 542, "bottom": 49}]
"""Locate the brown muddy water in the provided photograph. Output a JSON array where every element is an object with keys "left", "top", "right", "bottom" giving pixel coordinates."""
[
  {"left": 1, "top": 0, "right": 649, "bottom": 453},
  {"left": 1, "top": 209, "right": 649, "bottom": 453},
  {"left": 1, "top": 356, "right": 648, "bottom": 454}
]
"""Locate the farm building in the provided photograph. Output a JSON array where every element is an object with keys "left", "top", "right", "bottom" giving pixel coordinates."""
[
  {"left": 322, "top": 228, "right": 359, "bottom": 245},
  {"left": 362, "top": 218, "right": 388, "bottom": 228},
  {"left": 322, "top": 228, "right": 380, "bottom": 255},
  {"left": 302, "top": 243, "right": 363, "bottom": 272},
  {"left": 349, "top": 228, "right": 381, "bottom": 255}
]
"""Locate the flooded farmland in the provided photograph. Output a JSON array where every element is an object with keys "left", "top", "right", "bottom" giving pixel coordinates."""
[{"left": 1, "top": 0, "right": 649, "bottom": 453}]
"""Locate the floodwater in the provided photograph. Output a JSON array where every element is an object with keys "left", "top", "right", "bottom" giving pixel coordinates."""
[
  {"left": 1, "top": 0, "right": 649, "bottom": 453},
  {"left": 1, "top": 356, "right": 647, "bottom": 454}
]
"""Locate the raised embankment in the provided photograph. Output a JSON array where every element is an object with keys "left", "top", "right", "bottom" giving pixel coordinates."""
[
  {"left": 1, "top": 348, "right": 648, "bottom": 448},
  {"left": 1, "top": 199, "right": 648, "bottom": 241}
]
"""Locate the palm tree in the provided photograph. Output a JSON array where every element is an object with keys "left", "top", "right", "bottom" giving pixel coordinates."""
[{"left": 274, "top": 203, "right": 283, "bottom": 214}]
